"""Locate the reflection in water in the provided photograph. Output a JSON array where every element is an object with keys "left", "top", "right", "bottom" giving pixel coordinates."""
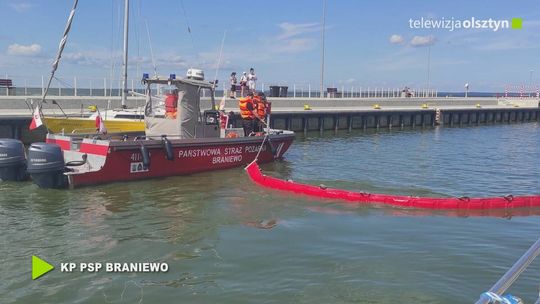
[
  {"left": 376, "top": 205, "right": 540, "bottom": 218},
  {"left": 304, "top": 204, "right": 540, "bottom": 219}
]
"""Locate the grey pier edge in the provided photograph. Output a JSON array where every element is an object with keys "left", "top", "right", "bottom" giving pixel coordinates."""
[{"left": 0, "top": 96, "right": 539, "bottom": 142}]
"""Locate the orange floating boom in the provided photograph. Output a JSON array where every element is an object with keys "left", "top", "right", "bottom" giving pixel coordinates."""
[{"left": 245, "top": 161, "right": 540, "bottom": 210}]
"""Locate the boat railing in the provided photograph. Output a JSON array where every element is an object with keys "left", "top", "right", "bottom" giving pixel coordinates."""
[
  {"left": 60, "top": 129, "right": 142, "bottom": 139},
  {"left": 475, "top": 238, "right": 540, "bottom": 303},
  {"left": 70, "top": 127, "right": 124, "bottom": 134}
]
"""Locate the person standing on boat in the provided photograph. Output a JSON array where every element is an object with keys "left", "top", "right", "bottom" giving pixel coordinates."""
[
  {"left": 254, "top": 91, "right": 268, "bottom": 132},
  {"left": 247, "top": 68, "right": 257, "bottom": 93},
  {"left": 240, "top": 72, "right": 248, "bottom": 97},
  {"left": 229, "top": 72, "right": 237, "bottom": 99},
  {"left": 239, "top": 92, "right": 257, "bottom": 136}
]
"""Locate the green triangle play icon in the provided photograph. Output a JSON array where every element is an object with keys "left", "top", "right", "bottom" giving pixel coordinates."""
[{"left": 32, "top": 255, "right": 54, "bottom": 280}]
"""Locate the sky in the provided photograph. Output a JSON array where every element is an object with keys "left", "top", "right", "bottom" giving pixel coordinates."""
[{"left": 0, "top": 0, "right": 539, "bottom": 92}]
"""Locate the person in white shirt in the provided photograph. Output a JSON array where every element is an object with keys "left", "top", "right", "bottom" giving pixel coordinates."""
[
  {"left": 229, "top": 72, "right": 237, "bottom": 98},
  {"left": 240, "top": 72, "right": 248, "bottom": 97},
  {"left": 247, "top": 68, "right": 257, "bottom": 93}
]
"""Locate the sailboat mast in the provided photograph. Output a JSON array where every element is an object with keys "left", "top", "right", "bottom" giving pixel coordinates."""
[{"left": 121, "top": 0, "right": 129, "bottom": 108}]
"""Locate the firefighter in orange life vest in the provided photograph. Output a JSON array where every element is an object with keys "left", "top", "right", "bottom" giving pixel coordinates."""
[
  {"left": 165, "top": 89, "right": 179, "bottom": 119},
  {"left": 253, "top": 91, "right": 268, "bottom": 132},
  {"left": 238, "top": 92, "right": 257, "bottom": 136}
]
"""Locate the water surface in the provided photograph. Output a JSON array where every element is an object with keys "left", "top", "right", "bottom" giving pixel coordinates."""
[{"left": 1, "top": 123, "right": 539, "bottom": 303}]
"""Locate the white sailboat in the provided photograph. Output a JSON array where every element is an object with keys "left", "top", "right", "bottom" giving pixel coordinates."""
[{"left": 43, "top": 0, "right": 146, "bottom": 134}]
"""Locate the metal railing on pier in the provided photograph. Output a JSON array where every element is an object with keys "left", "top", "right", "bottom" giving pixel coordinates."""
[
  {"left": 0, "top": 74, "right": 442, "bottom": 98},
  {"left": 2, "top": 74, "right": 539, "bottom": 99}
]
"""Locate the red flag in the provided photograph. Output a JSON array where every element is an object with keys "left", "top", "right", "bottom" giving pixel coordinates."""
[
  {"left": 29, "top": 106, "right": 43, "bottom": 130},
  {"left": 95, "top": 114, "right": 107, "bottom": 134},
  {"left": 220, "top": 112, "right": 229, "bottom": 129}
]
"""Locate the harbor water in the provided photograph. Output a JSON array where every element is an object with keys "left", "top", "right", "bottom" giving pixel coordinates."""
[{"left": 1, "top": 123, "right": 540, "bottom": 303}]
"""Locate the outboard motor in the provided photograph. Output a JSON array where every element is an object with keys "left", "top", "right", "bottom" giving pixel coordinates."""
[
  {"left": 0, "top": 138, "right": 28, "bottom": 181},
  {"left": 27, "top": 143, "right": 68, "bottom": 189}
]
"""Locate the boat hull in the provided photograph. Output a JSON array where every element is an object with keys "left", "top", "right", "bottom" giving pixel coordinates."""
[
  {"left": 48, "top": 134, "right": 294, "bottom": 188},
  {"left": 44, "top": 117, "right": 145, "bottom": 133}
]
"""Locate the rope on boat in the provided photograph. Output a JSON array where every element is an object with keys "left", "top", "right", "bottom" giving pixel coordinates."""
[
  {"left": 245, "top": 133, "right": 270, "bottom": 172},
  {"left": 253, "top": 133, "right": 269, "bottom": 163}
]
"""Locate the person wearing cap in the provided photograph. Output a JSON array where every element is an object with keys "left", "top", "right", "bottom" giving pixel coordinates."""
[
  {"left": 229, "top": 72, "right": 237, "bottom": 98},
  {"left": 247, "top": 68, "right": 257, "bottom": 93},
  {"left": 240, "top": 72, "right": 248, "bottom": 97}
]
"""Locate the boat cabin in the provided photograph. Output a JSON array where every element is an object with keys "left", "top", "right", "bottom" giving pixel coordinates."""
[{"left": 142, "top": 75, "right": 241, "bottom": 139}]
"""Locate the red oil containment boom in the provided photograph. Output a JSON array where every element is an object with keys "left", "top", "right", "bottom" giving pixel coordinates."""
[{"left": 245, "top": 161, "right": 540, "bottom": 210}]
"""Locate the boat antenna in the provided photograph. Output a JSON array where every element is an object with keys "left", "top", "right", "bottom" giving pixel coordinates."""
[
  {"left": 179, "top": 0, "right": 196, "bottom": 52},
  {"left": 213, "top": 30, "right": 227, "bottom": 92},
  {"left": 145, "top": 19, "right": 158, "bottom": 77},
  {"left": 121, "top": 0, "right": 130, "bottom": 109},
  {"left": 41, "top": 0, "right": 79, "bottom": 104}
]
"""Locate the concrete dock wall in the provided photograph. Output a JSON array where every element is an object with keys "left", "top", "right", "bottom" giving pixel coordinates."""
[
  {"left": 0, "top": 95, "right": 538, "bottom": 143},
  {"left": 264, "top": 108, "right": 540, "bottom": 133}
]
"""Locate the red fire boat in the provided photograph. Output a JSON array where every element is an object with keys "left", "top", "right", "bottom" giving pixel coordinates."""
[{"left": 26, "top": 76, "right": 294, "bottom": 189}]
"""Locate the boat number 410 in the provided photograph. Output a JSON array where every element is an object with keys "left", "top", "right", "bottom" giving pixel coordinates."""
[
  {"left": 130, "top": 153, "right": 143, "bottom": 161},
  {"left": 130, "top": 153, "right": 149, "bottom": 173}
]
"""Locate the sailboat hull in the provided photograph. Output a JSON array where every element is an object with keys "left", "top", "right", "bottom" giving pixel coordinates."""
[{"left": 44, "top": 117, "right": 145, "bottom": 133}]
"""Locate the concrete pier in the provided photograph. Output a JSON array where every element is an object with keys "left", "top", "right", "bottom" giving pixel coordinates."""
[
  {"left": 261, "top": 107, "right": 540, "bottom": 133},
  {"left": 0, "top": 95, "right": 538, "bottom": 143}
]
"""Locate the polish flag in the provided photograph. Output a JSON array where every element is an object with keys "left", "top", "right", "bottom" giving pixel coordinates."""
[
  {"left": 29, "top": 106, "right": 43, "bottom": 130},
  {"left": 218, "top": 94, "right": 226, "bottom": 110},
  {"left": 95, "top": 114, "right": 107, "bottom": 134},
  {"left": 220, "top": 112, "right": 229, "bottom": 129}
]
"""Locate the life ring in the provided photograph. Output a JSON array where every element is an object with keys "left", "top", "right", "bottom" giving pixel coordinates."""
[{"left": 226, "top": 132, "right": 238, "bottom": 138}]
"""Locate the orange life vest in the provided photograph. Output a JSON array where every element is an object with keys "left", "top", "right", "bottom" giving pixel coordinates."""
[
  {"left": 254, "top": 97, "right": 267, "bottom": 117},
  {"left": 165, "top": 94, "right": 178, "bottom": 113},
  {"left": 239, "top": 97, "right": 255, "bottom": 119}
]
